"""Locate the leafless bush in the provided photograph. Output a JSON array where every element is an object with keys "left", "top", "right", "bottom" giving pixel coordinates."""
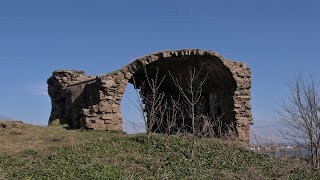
[
  {"left": 169, "top": 65, "right": 209, "bottom": 158},
  {"left": 131, "top": 67, "right": 168, "bottom": 142},
  {"left": 199, "top": 115, "right": 216, "bottom": 137},
  {"left": 198, "top": 113, "right": 238, "bottom": 140},
  {"left": 164, "top": 95, "right": 181, "bottom": 134},
  {"left": 278, "top": 74, "right": 320, "bottom": 169}
]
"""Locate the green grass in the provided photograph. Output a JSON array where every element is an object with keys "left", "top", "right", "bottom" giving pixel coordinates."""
[{"left": 0, "top": 128, "right": 319, "bottom": 180}]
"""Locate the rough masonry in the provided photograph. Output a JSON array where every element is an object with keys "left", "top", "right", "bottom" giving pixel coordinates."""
[{"left": 47, "top": 49, "right": 253, "bottom": 141}]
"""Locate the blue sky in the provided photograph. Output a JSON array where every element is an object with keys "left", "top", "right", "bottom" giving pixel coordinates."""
[{"left": 1, "top": 1, "right": 320, "bottom": 138}]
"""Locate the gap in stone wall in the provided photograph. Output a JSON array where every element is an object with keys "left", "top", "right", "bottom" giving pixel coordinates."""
[{"left": 120, "top": 83, "right": 146, "bottom": 134}]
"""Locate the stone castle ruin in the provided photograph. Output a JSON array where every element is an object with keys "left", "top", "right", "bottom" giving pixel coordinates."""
[{"left": 48, "top": 49, "right": 253, "bottom": 141}]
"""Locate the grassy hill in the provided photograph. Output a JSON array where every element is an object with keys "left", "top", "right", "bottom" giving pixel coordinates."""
[{"left": 0, "top": 121, "right": 319, "bottom": 179}]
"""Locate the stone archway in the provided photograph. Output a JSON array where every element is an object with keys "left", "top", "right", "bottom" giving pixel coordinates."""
[
  {"left": 47, "top": 49, "right": 252, "bottom": 141},
  {"left": 130, "top": 54, "right": 238, "bottom": 136}
]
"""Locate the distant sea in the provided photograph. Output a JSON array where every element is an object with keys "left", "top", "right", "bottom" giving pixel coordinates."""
[{"left": 263, "top": 148, "right": 309, "bottom": 157}]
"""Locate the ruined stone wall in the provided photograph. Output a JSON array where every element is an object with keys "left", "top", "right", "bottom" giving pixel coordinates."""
[
  {"left": 48, "top": 70, "right": 124, "bottom": 131},
  {"left": 47, "top": 70, "right": 94, "bottom": 126},
  {"left": 48, "top": 49, "right": 252, "bottom": 141},
  {"left": 81, "top": 73, "right": 126, "bottom": 131}
]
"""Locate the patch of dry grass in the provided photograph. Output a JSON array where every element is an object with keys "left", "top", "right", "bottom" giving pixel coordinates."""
[{"left": 0, "top": 120, "right": 124, "bottom": 154}]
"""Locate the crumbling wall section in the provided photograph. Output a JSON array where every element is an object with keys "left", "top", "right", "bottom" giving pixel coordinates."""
[
  {"left": 48, "top": 70, "right": 125, "bottom": 131},
  {"left": 222, "top": 61, "right": 252, "bottom": 141},
  {"left": 81, "top": 73, "right": 126, "bottom": 131},
  {"left": 47, "top": 70, "right": 94, "bottom": 126}
]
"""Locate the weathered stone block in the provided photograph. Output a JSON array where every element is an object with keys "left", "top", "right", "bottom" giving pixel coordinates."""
[
  {"left": 101, "top": 114, "right": 113, "bottom": 120},
  {"left": 86, "top": 123, "right": 98, "bottom": 129},
  {"left": 104, "top": 120, "right": 112, "bottom": 124},
  {"left": 92, "top": 105, "right": 99, "bottom": 113},
  {"left": 81, "top": 109, "right": 97, "bottom": 117},
  {"left": 97, "top": 119, "right": 107, "bottom": 125}
]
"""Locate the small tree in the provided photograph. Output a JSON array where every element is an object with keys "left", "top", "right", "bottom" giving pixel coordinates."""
[
  {"left": 278, "top": 74, "right": 320, "bottom": 169},
  {"left": 132, "top": 67, "right": 167, "bottom": 141},
  {"left": 169, "top": 65, "right": 208, "bottom": 158}
]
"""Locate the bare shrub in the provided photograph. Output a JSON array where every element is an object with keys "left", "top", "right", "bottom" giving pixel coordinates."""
[
  {"left": 169, "top": 65, "right": 209, "bottom": 158},
  {"left": 278, "top": 74, "right": 320, "bottom": 169},
  {"left": 164, "top": 95, "right": 181, "bottom": 134},
  {"left": 130, "top": 67, "right": 167, "bottom": 142}
]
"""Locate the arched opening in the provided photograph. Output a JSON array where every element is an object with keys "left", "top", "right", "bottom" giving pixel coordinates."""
[
  {"left": 128, "top": 55, "right": 237, "bottom": 136},
  {"left": 120, "top": 83, "right": 146, "bottom": 134}
]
